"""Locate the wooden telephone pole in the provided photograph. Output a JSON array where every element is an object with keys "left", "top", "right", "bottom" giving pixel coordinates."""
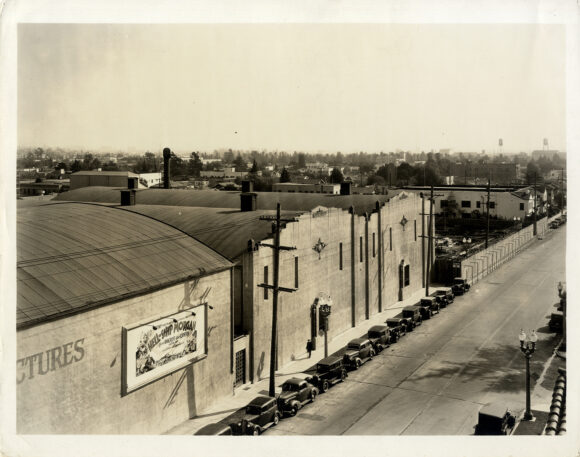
[
  {"left": 485, "top": 178, "right": 491, "bottom": 249},
  {"left": 257, "top": 203, "right": 298, "bottom": 397},
  {"left": 420, "top": 186, "right": 443, "bottom": 296}
]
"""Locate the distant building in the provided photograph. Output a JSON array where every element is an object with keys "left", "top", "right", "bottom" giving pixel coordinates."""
[
  {"left": 449, "top": 162, "right": 519, "bottom": 186},
  {"left": 404, "top": 185, "right": 542, "bottom": 220},
  {"left": 273, "top": 182, "right": 340, "bottom": 194},
  {"left": 18, "top": 179, "right": 69, "bottom": 197},
  {"left": 70, "top": 171, "right": 140, "bottom": 190},
  {"left": 137, "top": 172, "right": 162, "bottom": 188},
  {"left": 199, "top": 167, "right": 248, "bottom": 179}
]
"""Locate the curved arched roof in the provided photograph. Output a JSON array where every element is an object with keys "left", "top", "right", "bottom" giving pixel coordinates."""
[
  {"left": 54, "top": 187, "right": 400, "bottom": 215},
  {"left": 17, "top": 202, "right": 231, "bottom": 329}
]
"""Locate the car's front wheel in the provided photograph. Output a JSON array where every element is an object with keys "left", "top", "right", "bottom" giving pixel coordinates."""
[
  {"left": 273, "top": 413, "right": 280, "bottom": 425},
  {"left": 252, "top": 425, "right": 261, "bottom": 436},
  {"left": 310, "top": 390, "right": 317, "bottom": 402},
  {"left": 322, "top": 380, "right": 330, "bottom": 392},
  {"left": 290, "top": 405, "right": 298, "bottom": 416},
  {"left": 355, "top": 359, "right": 362, "bottom": 369}
]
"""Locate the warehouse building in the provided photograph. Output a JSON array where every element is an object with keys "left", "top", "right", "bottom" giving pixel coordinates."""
[
  {"left": 54, "top": 186, "right": 427, "bottom": 389},
  {"left": 17, "top": 202, "right": 233, "bottom": 434}
]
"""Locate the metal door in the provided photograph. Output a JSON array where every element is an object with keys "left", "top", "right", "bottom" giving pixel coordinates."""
[{"left": 235, "top": 349, "right": 246, "bottom": 386}]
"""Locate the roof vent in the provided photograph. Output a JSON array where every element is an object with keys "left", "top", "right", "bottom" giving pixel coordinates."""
[
  {"left": 241, "top": 180, "right": 254, "bottom": 193},
  {"left": 120, "top": 189, "right": 136, "bottom": 206},
  {"left": 240, "top": 192, "right": 257, "bottom": 212}
]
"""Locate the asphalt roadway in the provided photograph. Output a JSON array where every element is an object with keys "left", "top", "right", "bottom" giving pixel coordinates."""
[{"left": 266, "top": 225, "right": 566, "bottom": 435}]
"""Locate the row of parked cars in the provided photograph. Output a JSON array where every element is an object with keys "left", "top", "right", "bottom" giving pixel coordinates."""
[
  {"left": 195, "top": 278, "right": 472, "bottom": 435},
  {"left": 549, "top": 215, "right": 566, "bottom": 230}
]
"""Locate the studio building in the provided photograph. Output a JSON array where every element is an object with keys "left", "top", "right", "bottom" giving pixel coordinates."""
[{"left": 17, "top": 202, "right": 234, "bottom": 434}]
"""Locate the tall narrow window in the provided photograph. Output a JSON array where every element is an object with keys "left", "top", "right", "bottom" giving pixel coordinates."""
[
  {"left": 263, "top": 266, "right": 268, "bottom": 300},
  {"left": 294, "top": 257, "right": 299, "bottom": 288},
  {"left": 339, "top": 242, "right": 343, "bottom": 270},
  {"left": 372, "top": 233, "right": 376, "bottom": 257},
  {"left": 360, "top": 236, "right": 363, "bottom": 262},
  {"left": 404, "top": 265, "right": 410, "bottom": 286},
  {"left": 414, "top": 220, "right": 417, "bottom": 241},
  {"left": 389, "top": 227, "right": 393, "bottom": 251}
]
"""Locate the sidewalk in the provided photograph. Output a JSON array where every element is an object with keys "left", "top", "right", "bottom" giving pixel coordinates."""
[{"left": 165, "top": 286, "right": 430, "bottom": 435}]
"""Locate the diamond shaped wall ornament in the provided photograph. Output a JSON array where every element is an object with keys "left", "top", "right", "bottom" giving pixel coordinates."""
[
  {"left": 400, "top": 215, "right": 408, "bottom": 230},
  {"left": 313, "top": 238, "right": 327, "bottom": 259}
]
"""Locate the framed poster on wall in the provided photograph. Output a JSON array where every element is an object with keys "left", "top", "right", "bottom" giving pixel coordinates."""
[{"left": 122, "top": 306, "right": 207, "bottom": 394}]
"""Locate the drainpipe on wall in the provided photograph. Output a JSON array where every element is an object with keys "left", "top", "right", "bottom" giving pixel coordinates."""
[
  {"left": 364, "top": 212, "right": 370, "bottom": 320},
  {"left": 376, "top": 202, "right": 383, "bottom": 313}
]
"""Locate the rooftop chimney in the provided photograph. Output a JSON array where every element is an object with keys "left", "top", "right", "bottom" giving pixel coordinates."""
[
  {"left": 163, "top": 147, "right": 172, "bottom": 189},
  {"left": 241, "top": 180, "right": 254, "bottom": 193},
  {"left": 240, "top": 192, "right": 257, "bottom": 212},
  {"left": 120, "top": 189, "right": 136, "bottom": 206},
  {"left": 340, "top": 181, "right": 352, "bottom": 195}
]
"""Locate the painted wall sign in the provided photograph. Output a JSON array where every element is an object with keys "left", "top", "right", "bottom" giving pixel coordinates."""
[
  {"left": 17, "top": 338, "right": 85, "bottom": 384},
  {"left": 123, "top": 308, "right": 206, "bottom": 393}
]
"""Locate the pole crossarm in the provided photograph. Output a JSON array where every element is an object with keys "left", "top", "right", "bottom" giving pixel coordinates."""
[
  {"left": 257, "top": 243, "right": 296, "bottom": 250},
  {"left": 259, "top": 216, "right": 299, "bottom": 223},
  {"left": 257, "top": 283, "right": 297, "bottom": 293}
]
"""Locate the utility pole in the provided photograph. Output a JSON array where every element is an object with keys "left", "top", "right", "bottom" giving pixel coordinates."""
[
  {"left": 257, "top": 203, "right": 298, "bottom": 397},
  {"left": 425, "top": 186, "right": 434, "bottom": 296},
  {"left": 533, "top": 173, "right": 538, "bottom": 236},
  {"left": 421, "top": 193, "right": 425, "bottom": 287},
  {"left": 485, "top": 178, "right": 491, "bottom": 249}
]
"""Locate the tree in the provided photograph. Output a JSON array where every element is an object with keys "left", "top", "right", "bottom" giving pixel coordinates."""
[
  {"left": 297, "top": 153, "right": 307, "bottom": 169},
  {"left": 250, "top": 159, "right": 259, "bottom": 174},
  {"left": 233, "top": 154, "right": 246, "bottom": 172},
  {"left": 280, "top": 167, "right": 291, "bottom": 183},
  {"left": 526, "top": 162, "right": 541, "bottom": 185},
  {"left": 188, "top": 152, "right": 203, "bottom": 177},
  {"left": 396, "top": 162, "right": 414, "bottom": 185},
  {"left": 329, "top": 167, "right": 344, "bottom": 184},
  {"left": 70, "top": 160, "right": 82, "bottom": 173}
]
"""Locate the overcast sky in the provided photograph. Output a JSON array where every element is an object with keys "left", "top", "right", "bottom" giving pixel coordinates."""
[{"left": 18, "top": 23, "right": 565, "bottom": 154}]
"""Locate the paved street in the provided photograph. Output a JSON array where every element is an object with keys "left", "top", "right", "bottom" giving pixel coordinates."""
[{"left": 266, "top": 226, "right": 566, "bottom": 435}]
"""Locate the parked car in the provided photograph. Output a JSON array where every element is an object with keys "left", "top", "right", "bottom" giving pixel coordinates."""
[
  {"left": 194, "top": 422, "right": 233, "bottom": 435},
  {"left": 549, "top": 221, "right": 559, "bottom": 229},
  {"left": 342, "top": 338, "right": 375, "bottom": 370},
  {"left": 227, "top": 396, "right": 281, "bottom": 435},
  {"left": 474, "top": 403, "right": 516, "bottom": 435},
  {"left": 386, "top": 317, "right": 408, "bottom": 338},
  {"left": 277, "top": 377, "right": 318, "bottom": 416},
  {"left": 452, "top": 277, "right": 471, "bottom": 296},
  {"left": 401, "top": 306, "right": 423, "bottom": 328},
  {"left": 367, "top": 324, "right": 393, "bottom": 351},
  {"left": 434, "top": 287, "right": 454, "bottom": 304},
  {"left": 549, "top": 311, "right": 564, "bottom": 333},
  {"left": 418, "top": 297, "right": 440, "bottom": 317},
  {"left": 306, "top": 355, "right": 348, "bottom": 392}
]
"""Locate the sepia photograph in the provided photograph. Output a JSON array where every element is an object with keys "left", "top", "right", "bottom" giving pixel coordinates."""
[{"left": 1, "top": 1, "right": 578, "bottom": 457}]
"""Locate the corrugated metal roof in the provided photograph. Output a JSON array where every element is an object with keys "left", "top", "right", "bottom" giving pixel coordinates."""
[
  {"left": 55, "top": 187, "right": 402, "bottom": 215},
  {"left": 121, "top": 205, "right": 302, "bottom": 261},
  {"left": 17, "top": 203, "right": 232, "bottom": 329}
]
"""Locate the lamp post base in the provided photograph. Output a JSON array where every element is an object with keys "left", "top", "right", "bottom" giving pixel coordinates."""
[{"left": 522, "top": 411, "right": 535, "bottom": 422}]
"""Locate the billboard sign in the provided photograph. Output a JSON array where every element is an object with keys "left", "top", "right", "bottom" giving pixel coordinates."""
[{"left": 123, "top": 307, "right": 206, "bottom": 393}]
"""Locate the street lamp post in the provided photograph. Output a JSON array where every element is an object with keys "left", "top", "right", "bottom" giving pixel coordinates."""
[{"left": 518, "top": 329, "right": 538, "bottom": 421}]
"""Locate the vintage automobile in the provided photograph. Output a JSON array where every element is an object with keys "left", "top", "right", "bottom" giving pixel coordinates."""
[
  {"left": 342, "top": 338, "right": 375, "bottom": 370},
  {"left": 385, "top": 317, "right": 408, "bottom": 338},
  {"left": 277, "top": 377, "right": 318, "bottom": 416},
  {"left": 417, "top": 297, "right": 440, "bottom": 317},
  {"left": 474, "top": 403, "right": 516, "bottom": 435},
  {"left": 549, "top": 220, "right": 559, "bottom": 229},
  {"left": 452, "top": 277, "right": 471, "bottom": 296},
  {"left": 549, "top": 311, "right": 564, "bottom": 333},
  {"left": 306, "top": 355, "right": 348, "bottom": 392},
  {"left": 227, "top": 396, "right": 281, "bottom": 435},
  {"left": 367, "top": 324, "right": 394, "bottom": 351},
  {"left": 194, "top": 422, "right": 233, "bottom": 435},
  {"left": 401, "top": 306, "right": 423, "bottom": 328},
  {"left": 437, "top": 287, "right": 455, "bottom": 303}
]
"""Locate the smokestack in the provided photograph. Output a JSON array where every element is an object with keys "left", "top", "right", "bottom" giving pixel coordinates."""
[{"left": 163, "top": 147, "right": 172, "bottom": 189}]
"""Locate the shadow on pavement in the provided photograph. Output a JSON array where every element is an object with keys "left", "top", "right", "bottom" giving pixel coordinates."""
[{"left": 401, "top": 333, "right": 562, "bottom": 394}]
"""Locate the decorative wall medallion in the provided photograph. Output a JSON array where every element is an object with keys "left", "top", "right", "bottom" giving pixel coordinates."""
[
  {"left": 313, "top": 238, "right": 327, "bottom": 259},
  {"left": 400, "top": 215, "right": 408, "bottom": 230}
]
